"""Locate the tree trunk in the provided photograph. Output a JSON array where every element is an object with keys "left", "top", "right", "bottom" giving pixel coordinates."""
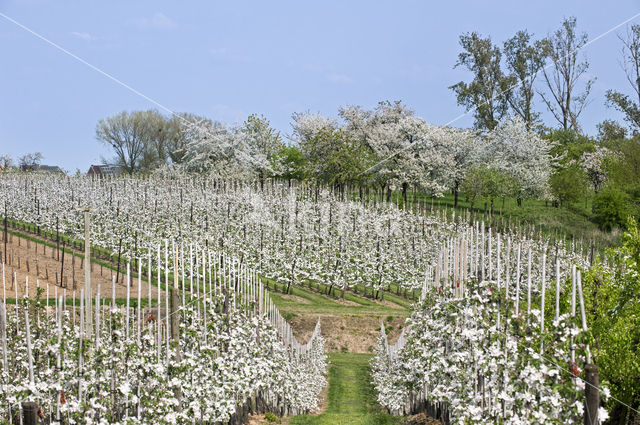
[
  {"left": 453, "top": 181, "right": 459, "bottom": 208},
  {"left": 401, "top": 182, "right": 408, "bottom": 207}
]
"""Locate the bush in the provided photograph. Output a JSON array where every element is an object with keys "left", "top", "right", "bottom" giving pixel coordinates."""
[
  {"left": 264, "top": 412, "right": 279, "bottom": 423},
  {"left": 592, "top": 187, "right": 632, "bottom": 230},
  {"left": 550, "top": 166, "right": 588, "bottom": 207}
]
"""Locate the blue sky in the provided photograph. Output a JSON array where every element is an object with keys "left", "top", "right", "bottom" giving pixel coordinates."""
[{"left": 1, "top": 0, "right": 640, "bottom": 172}]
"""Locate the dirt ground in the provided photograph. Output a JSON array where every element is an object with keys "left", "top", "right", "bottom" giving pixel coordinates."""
[
  {"left": 290, "top": 313, "right": 407, "bottom": 353},
  {"left": 1, "top": 232, "right": 159, "bottom": 300}
]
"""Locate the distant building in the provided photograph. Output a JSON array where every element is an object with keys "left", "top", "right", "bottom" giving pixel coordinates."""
[
  {"left": 21, "top": 164, "right": 64, "bottom": 173},
  {"left": 87, "top": 164, "right": 121, "bottom": 177}
]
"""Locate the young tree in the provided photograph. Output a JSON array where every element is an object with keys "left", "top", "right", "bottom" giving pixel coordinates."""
[
  {"left": 503, "top": 30, "right": 548, "bottom": 127},
  {"left": 606, "top": 24, "right": 640, "bottom": 134},
  {"left": 461, "top": 165, "right": 509, "bottom": 213},
  {"left": 550, "top": 165, "right": 588, "bottom": 207},
  {"left": 539, "top": 17, "right": 595, "bottom": 131},
  {"left": 450, "top": 32, "right": 508, "bottom": 130}
]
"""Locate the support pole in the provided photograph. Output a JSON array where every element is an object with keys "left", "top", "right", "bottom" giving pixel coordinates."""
[
  {"left": 84, "top": 209, "right": 91, "bottom": 332},
  {"left": 584, "top": 363, "right": 599, "bottom": 425},
  {"left": 22, "top": 402, "right": 38, "bottom": 425}
]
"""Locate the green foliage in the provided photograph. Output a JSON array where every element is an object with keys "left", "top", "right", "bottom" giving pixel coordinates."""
[
  {"left": 597, "top": 120, "right": 627, "bottom": 142},
  {"left": 549, "top": 165, "right": 588, "bottom": 207},
  {"left": 301, "top": 128, "right": 374, "bottom": 187},
  {"left": 270, "top": 145, "right": 306, "bottom": 181},
  {"left": 606, "top": 90, "right": 640, "bottom": 132},
  {"left": 606, "top": 138, "right": 640, "bottom": 193},
  {"left": 592, "top": 187, "right": 633, "bottom": 230},
  {"left": 450, "top": 32, "right": 507, "bottom": 130},
  {"left": 264, "top": 412, "right": 280, "bottom": 423},
  {"left": 502, "top": 30, "right": 548, "bottom": 126},
  {"left": 544, "top": 128, "right": 595, "bottom": 163},
  {"left": 461, "top": 165, "right": 510, "bottom": 210},
  {"left": 583, "top": 218, "right": 640, "bottom": 419}
]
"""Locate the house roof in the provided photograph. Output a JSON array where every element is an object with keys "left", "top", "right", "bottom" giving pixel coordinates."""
[{"left": 87, "top": 164, "right": 121, "bottom": 175}]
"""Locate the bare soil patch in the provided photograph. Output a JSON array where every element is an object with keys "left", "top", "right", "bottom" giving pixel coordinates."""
[
  {"left": 290, "top": 314, "right": 407, "bottom": 353},
  {"left": 331, "top": 297, "right": 360, "bottom": 306},
  {"left": 1, "top": 233, "right": 159, "bottom": 300},
  {"left": 281, "top": 294, "right": 311, "bottom": 304}
]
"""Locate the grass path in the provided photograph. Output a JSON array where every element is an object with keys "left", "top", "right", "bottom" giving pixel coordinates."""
[
  {"left": 268, "top": 281, "right": 411, "bottom": 317},
  {"left": 288, "top": 353, "right": 400, "bottom": 425}
]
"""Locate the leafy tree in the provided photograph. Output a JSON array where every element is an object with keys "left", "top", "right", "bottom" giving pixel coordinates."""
[
  {"left": 502, "top": 30, "right": 548, "bottom": 127},
  {"left": 606, "top": 137, "right": 640, "bottom": 196},
  {"left": 583, "top": 219, "right": 640, "bottom": 421},
  {"left": 606, "top": 24, "right": 640, "bottom": 134},
  {"left": 592, "top": 186, "right": 633, "bottom": 230},
  {"left": 461, "top": 165, "right": 509, "bottom": 213},
  {"left": 539, "top": 17, "right": 594, "bottom": 131},
  {"left": 450, "top": 32, "right": 508, "bottom": 130},
  {"left": 597, "top": 119, "right": 627, "bottom": 142},
  {"left": 300, "top": 127, "right": 373, "bottom": 190},
  {"left": 545, "top": 128, "right": 595, "bottom": 162},
  {"left": 270, "top": 145, "right": 306, "bottom": 184},
  {"left": 549, "top": 165, "right": 587, "bottom": 207}
]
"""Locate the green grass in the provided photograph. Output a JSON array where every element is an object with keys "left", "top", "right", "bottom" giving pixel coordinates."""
[
  {"left": 265, "top": 281, "right": 409, "bottom": 318},
  {"left": 288, "top": 353, "right": 400, "bottom": 425}
]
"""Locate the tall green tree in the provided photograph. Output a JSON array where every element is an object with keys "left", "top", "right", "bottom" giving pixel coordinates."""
[
  {"left": 606, "top": 24, "right": 640, "bottom": 134},
  {"left": 502, "top": 30, "right": 548, "bottom": 127},
  {"left": 539, "top": 17, "right": 594, "bottom": 131},
  {"left": 450, "top": 32, "right": 508, "bottom": 130}
]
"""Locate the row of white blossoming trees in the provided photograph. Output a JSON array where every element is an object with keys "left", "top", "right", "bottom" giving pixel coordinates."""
[
  {"left": 0, "top": 172, "right": 602, "bottom": 423},
  {"left": 0, "top": 173, "right": 590, "bottom": 299},
  {"left": 1, "top": 244, "right": 326, "bottom": 424},
  {"left": 0, "top": 172, "right": 329, "bottom": 424},
  {"left": 372, "top": 221, "right": 608, "bottom": 424}
]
